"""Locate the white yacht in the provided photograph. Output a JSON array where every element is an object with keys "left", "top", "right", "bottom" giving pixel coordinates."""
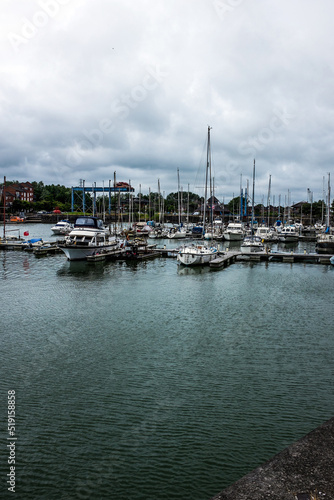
[
  {"left": 240, "top": 235, "right": 265, "bottom": 254},
  {"left": 223, "top": 221, "right": 244, "bottom": 241},
  {"left": 254, "top": 225, "right": 278, "bottom": 242},
  {"left": 177, "top": 243, "right": 218, "bottom": 266},
  {"left": 278, "top": 225, "right": 299, "bottom": 242},
  {"left": 166, "top": 226, "right": 187, "bottom": 239},
  {"left": 58, "top": 217, "right": 120, "bottom": 260},
  {"left": 51, "top": 220, "right": 73, "bottom": 235}
]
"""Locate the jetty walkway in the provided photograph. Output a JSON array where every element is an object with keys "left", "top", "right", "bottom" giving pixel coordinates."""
[
  {"left": 0, "top": 241, "right": 333, "bottom": 266},
  {"left": 156, "top": 249, "right": 334, "bottom": 267}
]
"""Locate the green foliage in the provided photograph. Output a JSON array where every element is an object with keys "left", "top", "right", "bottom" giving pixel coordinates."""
[
  {"left": 165, "top": 191, "right": 201, "bottom": 213},
  {"left": 227, "top": 196, "right": 249, "bottom": 215}
]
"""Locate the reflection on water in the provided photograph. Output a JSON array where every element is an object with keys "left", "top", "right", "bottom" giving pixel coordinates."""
[
  {"left": 177, "top": 264, "right": 211, "bottom": 276},
  {"left": 57, "top": 260, "right": 106, "bottom": 277}
]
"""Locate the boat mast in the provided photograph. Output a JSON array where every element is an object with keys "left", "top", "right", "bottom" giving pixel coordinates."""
[
  {"left": 128, "top": 179, "right": 132, "bottom": 225},
  {"left": 177, "top": 168, "right": 181, "bottom": 227},
  {"left": 162, "top": 190, "right": 165, "bottom": 225},
  {"left": 203, "top": 126, "right": 211, "bottom": 235},
  {"left": 158, "top": 179, "right": 161, "bottom": 225},
  {"left": 139, "top": 184, "right": 141, "bottom": 224},
  {"left": 251, "top": 160, "right": 255, "bottom": 240},
  {"left": 102, "top": 180, "right": 106, "bottom": 222},
  {"left": 322, "top": 175, "right": 325, "bottom": 225},
  {"left": 113, "top": 171, "right": 117, "bottom": 235},
  {"left": 3, "top": 176, "right": 6, "bottom": 239},
  {"left": 327, "top": 172, "right": 331, "bottom": 228},
  {"left": 267, "top": 174, "right": 271, "bottom": 227}
]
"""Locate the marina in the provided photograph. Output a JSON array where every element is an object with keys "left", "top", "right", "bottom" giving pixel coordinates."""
[
  {"left": 1, "top": 221, "right": 334, "bottom": 499},
  {"left": 1, "top": 226, "right": 333, "bottom": 266},
  {"left": 2, "top": 1, "right": 334, "bottom": 497}
]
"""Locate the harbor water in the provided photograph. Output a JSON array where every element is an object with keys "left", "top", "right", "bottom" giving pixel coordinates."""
[{"left": 1, "top": 224, "right": 334, "bottom": 500}]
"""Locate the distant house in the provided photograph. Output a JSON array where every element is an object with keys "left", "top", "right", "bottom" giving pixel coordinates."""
[
  {"left": 202, "top": 197, "right": 231, "bottom": 217},
  {"left": 15, "top": 182, "right": 34, "bottom": 202},
  {"left": 0, "top": 182, "right": 34, "bottom": 208}
]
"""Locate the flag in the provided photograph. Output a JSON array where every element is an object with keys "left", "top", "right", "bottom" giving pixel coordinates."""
[{"left": 24, "top": 231, "right": 29, "bottom": 236}]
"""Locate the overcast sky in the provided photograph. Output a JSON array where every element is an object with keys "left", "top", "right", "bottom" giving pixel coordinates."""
[{"left": 1, "top": 0, "right": 333, "bottom": 203}]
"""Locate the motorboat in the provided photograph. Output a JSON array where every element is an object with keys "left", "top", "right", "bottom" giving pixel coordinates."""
[
  {"left": 278, "top": 225, "right": 299, "bottom": 242},
  {"left": 122, "top": 238, "right": 159, "bottom": 260},
  {"left": 9, "top": 216, "right": 24, "bottom": 223},
  {"left": 316, "top": 231, "right": 334, "bottom": 254},
  {"left": 148, "top": 227, "right": 167, "bottom": 239},
  {"left": 166, "top": 226, "right": 187, "bottom": 239},
  {"left": 51, "top": 220, "right": 73, "bottom": 235},
  {"left": 23, "top": 238, "right": 53, "bottom": 251},
  {"left": 241, "top": 235, "right": 265, "bottom": 254},
  {"left": 223, "top": 221, "right": 245, "bottom": 241},
  {"left": 254, "top": 225, "right": 278, "bottom": 242},
  {"left": 58, "top": 216, "right": 121, "bottom": 260}
]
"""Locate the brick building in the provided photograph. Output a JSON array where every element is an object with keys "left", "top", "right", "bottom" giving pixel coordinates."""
[{"left": 0, "top": 182, "right": 34, "bottom": 208}]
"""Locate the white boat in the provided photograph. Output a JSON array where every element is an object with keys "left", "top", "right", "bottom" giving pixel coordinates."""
[
  {"left": 241, "top": 160, "right": 265, "bottom": 254},
  {"left": 0, "top": 231, "right": 26, "bottom": 249},
  {"left": 132, "top": 222, "right": 152, "bottom": 236},
  {"left": 58, "top": 216, "right": 121, "bottom": 261},
  {"left": 241, "top": 235, "right": 264, "bottom": 253},
  {"left": 316, "top": 232, "right": 334, "bottom": 254},
  {"left": 223, "top": 221, "right": 245, "bottom": 241},
  {"left": 254, "top": 225, "right": 278, "bottom": 242},
  {"left": 177, "top": 126, "right": 218, "bottom": 266},
  {"left": 315, "top": 174, "right": 333, "bottom": 254},
  {"left": 177, "top": 243, "right": 218, "bottom": 265},
  {"left": 166, "top": 227, "right": 187, "bottom": 239},
  {"left": 278, "top": 225, "right": 299, "bottom": 242},
  {"left": 51, "top": 220, "right": 73, "bottom": 235},
  {"left": 148, "top": 227, "right": 166, "bottom": 239}
]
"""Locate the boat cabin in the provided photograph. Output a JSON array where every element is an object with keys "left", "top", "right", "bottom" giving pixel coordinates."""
[{"left": 74, "top": 217, "right": 105, "bottom": 229}]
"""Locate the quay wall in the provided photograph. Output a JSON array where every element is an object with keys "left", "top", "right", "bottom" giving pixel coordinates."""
[
  {"left": 0, "top": 214, "right": 203, "bottom": 224},
  {"left": 210, "top": 416, "right": 334, "bottom": 500}
]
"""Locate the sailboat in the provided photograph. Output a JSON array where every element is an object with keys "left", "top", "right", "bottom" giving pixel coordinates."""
[
  {"left": 177, "top": 126, "right": 218, "bottom": 266},
  {"left": 316, "top": 173, "right": 333, "bottom": 254},
  {"left": 167, "top": 169, "right": 187, "bottom": 239},
  {"left": 241, "top": 159, "right": 265, "bottom": 254}
]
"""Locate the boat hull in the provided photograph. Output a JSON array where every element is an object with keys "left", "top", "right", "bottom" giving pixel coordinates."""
[
  {"left": 59, "top": 243, "right": 119, "bottom": 261},
  {"left": 167, "top": 232, "right": 187, "bottom": 239},
  {"left": 177, "top": 246, "right": 218, "bottom": 266},
  {"left": 278, "top": 235, "right": 299, "bottom": 243},
  {"left": 240, "top": 244, "right": 264, "bottom": 254},
  {"left": 224, "top": 232, "right": 243, "bottom": 241},
  {"left": 316, "top": 242, "right": 334, "bottom": 254}
]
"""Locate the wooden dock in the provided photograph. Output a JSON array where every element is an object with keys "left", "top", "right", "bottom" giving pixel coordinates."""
[
  {"left": 210, "top": 252, "right": 240, "bottom": 268},
  {"left": 86, "top": 248, "right": 126, "bottom": 262},
  {"left": 222, "top": 251, "right": 333, "bottom": 266},
  {"left": 1, "top": 241, "right": 333, "bottom": 267},
  {"left": 155, "top": 248, "right": 334, "bottom": 267}
]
